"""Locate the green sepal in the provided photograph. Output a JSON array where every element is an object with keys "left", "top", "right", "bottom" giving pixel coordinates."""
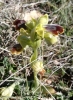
[
  {"left": 19, "top": 28, "right": 28, "bottom": 35},
  {"left": 17, "top": 35, "right": 31, "bottom": 48},
  {"left": 26, "top": 18, "right": 36, "bottom": 31},
  {"left": 38, "top": 14, "right": 48, "bottom": 26}
]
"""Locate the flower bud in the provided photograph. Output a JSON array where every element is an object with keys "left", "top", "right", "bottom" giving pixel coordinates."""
[
  {"left": 0, "top": 82, "right": 19, "bottom": 99},
  {"left": 31, "top": 61, "right": 45, "bottom": 75},
  {"left": 44, "top": 32, "right": 58, "bottom": 45}
]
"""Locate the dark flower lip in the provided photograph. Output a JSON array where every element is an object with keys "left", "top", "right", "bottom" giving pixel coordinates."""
[
  {"left": 44, "top": 24, "right": 64, "bottom": 35},
  {"left": 13, "top": 19, "right": 27, "bottom": 30},
  {"left": 13, "top": 19, "right": 26, "bottom": 25},
  {"left": 10, "top": 44, "right": 23, "bottom": 55}
]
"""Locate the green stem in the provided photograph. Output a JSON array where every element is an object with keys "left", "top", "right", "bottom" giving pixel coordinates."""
[
  {"left": 30, "top": 49, "right": 38, "bottom": 62},
  {"left": 30, "top": 49, "right": 40, "bottom": 87},
  {"left": 34, "top": 73, "right": 39, "bottom": 87}
]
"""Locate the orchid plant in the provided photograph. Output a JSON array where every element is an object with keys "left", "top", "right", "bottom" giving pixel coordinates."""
[
  {"left": 0, "top": 13, "right": 64, "bottom": 100},
  {"left": 10, "top": 14, "right": 64, "bottom": 90}
]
